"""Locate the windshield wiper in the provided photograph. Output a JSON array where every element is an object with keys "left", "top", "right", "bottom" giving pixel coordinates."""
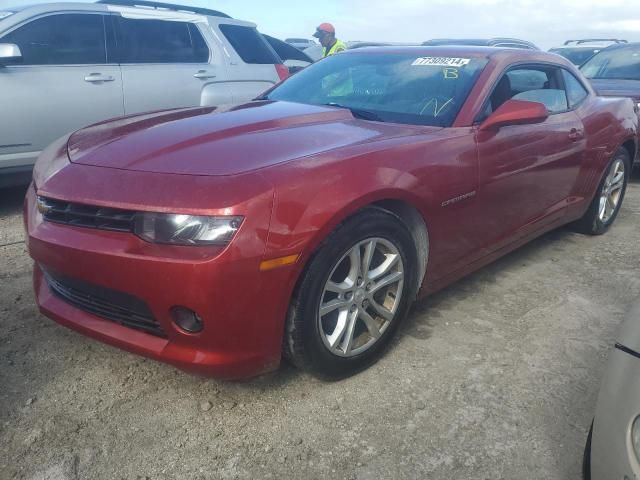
[{"left": 323, "top": 102, "right": 385, "bottom": 122}]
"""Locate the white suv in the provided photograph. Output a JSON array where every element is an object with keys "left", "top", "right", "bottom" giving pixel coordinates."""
[{"left": 0, "top": 0, "right": 289, "bottom": 187}]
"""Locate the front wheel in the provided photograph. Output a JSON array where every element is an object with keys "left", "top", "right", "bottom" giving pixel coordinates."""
[
  {"left": 574, "top": 148, "right": 630, "bottom": 235},
  {"left": 284, "top": 209, "right": 418, "bottom": 378}
]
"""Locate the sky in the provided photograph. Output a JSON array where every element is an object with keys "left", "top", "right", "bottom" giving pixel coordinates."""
[{"left": 4, "top": 0, "right": 640, "bottom": 50}]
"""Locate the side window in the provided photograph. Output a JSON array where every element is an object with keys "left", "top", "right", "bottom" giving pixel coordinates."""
[
  {"left": 2, "top": 14, "right": 106, "bottom": 65},
  {"left": 562, "top": 69, "right": 589, "bottom": 107},
  {"left": 117, "top": 18, "right": 209, "bottom": 64},
  {"left": 487, "top": 66, "right": 568, "bottom": 116},
  {"left": 218, "top": 24, "right": 279, "bottom": 64}
]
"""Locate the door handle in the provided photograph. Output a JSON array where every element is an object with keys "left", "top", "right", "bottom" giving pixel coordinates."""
[
  {"left": 568, "top": 128, "right": 584, "bottom": 141},
  {"left": 193, "top": 70, "right": 216, "bottom": 79},
  {"left": 84, "top": 73, "right": 115, "bottom": 83}
]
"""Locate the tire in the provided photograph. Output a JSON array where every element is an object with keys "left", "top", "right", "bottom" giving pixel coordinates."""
[
  {"left": 582, "top": 421, "right": 593, "bottom": 480},
  {"left": 574, "top": 148, "right": 631, "bottom": 235},
  {"left": 284, "top": 208, "right": 419, "bottom": 379}
]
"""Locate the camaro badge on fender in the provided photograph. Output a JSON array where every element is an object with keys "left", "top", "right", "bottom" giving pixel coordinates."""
[{"left": 442, "top": 191, "right": 477, "bottom": 207}]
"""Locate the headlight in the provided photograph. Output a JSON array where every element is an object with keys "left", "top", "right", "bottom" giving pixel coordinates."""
[
  {"left": 633, "top": 416, "right": 640, "bottom": 465},
  {"left": 134, "top": 213, "right": 244, "bottom": 246}
]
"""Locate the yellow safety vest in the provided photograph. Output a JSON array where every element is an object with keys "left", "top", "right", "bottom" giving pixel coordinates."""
[{"left": 323, "top": 40, "right": 347, "bottom": 58}]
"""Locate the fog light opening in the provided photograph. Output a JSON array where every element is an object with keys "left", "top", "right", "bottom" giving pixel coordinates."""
[{"left": 171, "top": 306, "right": 203, "bottom": 333}]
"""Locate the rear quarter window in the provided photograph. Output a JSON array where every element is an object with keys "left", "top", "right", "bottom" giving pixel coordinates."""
[
  {"left": 218, "top": 24, "right": 279, "bottom": 64},
  {"left": 562, "top": 69, "right": 589, "bottom": 107}
]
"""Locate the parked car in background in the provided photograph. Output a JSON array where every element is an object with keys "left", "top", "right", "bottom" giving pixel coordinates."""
[
  {"left": 583, "top": 300, "right": 640, "bottom": 480},
  {"left": 580, "top": 42, "right": 640, "bottom": 166},
  {"left": 285, "top": 38, "right": 316, "bottom": 50},
  {"left": 422, "top": 38, "right": 539, "bottom": 50},
  {"left": 549, "top": 39, "right": 626, "bottom": 66},
  {"left": 263, "top": 34, "right": 313, "bottom": 74},
  {"left": 0, "top": 0, "right": 289, "bottom": 188},
  {"left": 26, "top": 47, "right": 636, "bottom": 379}
]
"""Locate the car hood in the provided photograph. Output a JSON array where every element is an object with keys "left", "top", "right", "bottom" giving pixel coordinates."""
[
  {"left": 617, "top": 300, "right": 640, "bottom": 355},
  {"left": 588, "top": 78, "right": 640, "bottom": 100},
  {"left": 67, "top": 101, "right": 435, "bottom": 176}
]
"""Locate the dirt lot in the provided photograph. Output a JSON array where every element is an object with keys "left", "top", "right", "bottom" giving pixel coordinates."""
[{"left": 1, "top": 178, "right": 639, "bottom": 480}]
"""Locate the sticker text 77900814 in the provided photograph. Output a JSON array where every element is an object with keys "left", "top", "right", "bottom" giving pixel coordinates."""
[{"left": 412, "top": 57, "right": 471, "bottom": 67}]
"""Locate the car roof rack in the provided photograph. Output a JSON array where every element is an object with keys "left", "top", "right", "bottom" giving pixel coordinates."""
[
  {"left": 564, "top": 39, "right": 627, "bottom": 46},
  {"left": 95, "top": 0, "right": 231, "bottom": 18}
]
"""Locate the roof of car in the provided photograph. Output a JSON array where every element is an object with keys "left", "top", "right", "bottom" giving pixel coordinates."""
[
  {"left": 343, "top": 45, "right": 554, "bottom": 59},
  {"left": 3, "top": 1, "right": 231, "bottom": 18},
  {"left": 95, "top": 0, "right": 231, "bottom": 18},
  {"left": 342, "top": 46, "right": 577, "bottom": 71},
  {"left": 563, "top": 38, "right": 627, "bottom": 46},
  {"left": 423, "top": 38, "right": 537, "bottom": 48},
  {"left": 552, "top": 43, "right": 619, "bottom": 51},
  {"left": 594, "top": 41, "right": 640, "bottom": 51},
  {"left": 1, "top": 1, "right": 258, "bottom": 28},
  {"left": 2, "top": 4, "right": 31, "bottom": 12}
]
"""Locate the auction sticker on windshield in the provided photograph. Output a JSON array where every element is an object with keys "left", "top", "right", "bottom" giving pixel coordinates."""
[{"left": 412, "top": 57, "right": 471, "bottom": 67}]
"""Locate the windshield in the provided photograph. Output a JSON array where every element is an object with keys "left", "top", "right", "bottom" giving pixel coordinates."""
[
  {"left": 550, "top": 47, "right": 600, "bottom": 66},
  {"left": 581, "top": 46, "right": 640, "bottom": 80},
  {"left": 266, "top": 52, "right": 488, "bottom": 127}
]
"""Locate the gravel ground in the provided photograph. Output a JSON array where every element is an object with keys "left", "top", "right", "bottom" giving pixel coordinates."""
[{"left": 1, "top": 177, "right": 639, "bottom": 480}]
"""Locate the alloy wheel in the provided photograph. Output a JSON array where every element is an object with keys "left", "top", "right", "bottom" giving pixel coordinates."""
[
  {"left": 599, "top": 158, "right": 626, "bottom": 223},
  {"left": 318, "top": 238, "right": 405, "bottom": 357}
]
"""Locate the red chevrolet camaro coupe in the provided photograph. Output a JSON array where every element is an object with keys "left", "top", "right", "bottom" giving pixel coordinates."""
[{"left": 25, "top": 47, "right": 637, "bottom": 379}]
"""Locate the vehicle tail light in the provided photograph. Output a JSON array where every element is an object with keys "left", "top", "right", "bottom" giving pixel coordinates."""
[{"left": 275, "top": 63, "right": 290, "bottom": 82}]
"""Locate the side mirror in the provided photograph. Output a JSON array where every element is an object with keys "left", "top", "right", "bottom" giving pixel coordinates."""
[
  {"left": 479, "top": 99, "right": 548, "bottom": 131},
  {"left": 0, "top": 43, "right": 22, "bottom": 66}
]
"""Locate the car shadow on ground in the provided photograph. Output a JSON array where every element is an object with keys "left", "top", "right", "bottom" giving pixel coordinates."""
[
  {"left": 401, "top": 226, "right": 572, "bottom": 340},
  {"left": 0, "top": 185, "right": 28, "bottom": 217}
]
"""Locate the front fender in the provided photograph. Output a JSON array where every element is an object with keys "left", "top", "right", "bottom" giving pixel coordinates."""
[{"left": 265, "top": 163, "right": 434, "bottom": 265}]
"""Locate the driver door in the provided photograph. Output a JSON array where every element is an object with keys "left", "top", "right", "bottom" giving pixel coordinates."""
[{"left": 475, "top": 65, "right": 585, "bottom": 253}]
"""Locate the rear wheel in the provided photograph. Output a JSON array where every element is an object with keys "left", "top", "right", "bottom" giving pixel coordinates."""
[
  {"left": 284, "top": 209, "right": 418, "bottom": 378},
  {"left": 574, "top": 148, "right": 630, "bottom": 235}
]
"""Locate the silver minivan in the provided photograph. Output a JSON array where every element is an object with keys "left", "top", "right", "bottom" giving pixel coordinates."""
[{"left": 0, "top": 1, "right": 289, "bottom": 187}]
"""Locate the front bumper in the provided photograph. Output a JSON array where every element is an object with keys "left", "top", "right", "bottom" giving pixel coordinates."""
[
  {"left": 591, "top": 346, "right": 640, "bottom": 479},
  {"left": 25, "top": 185, "right": 297, "bottom": 379}
]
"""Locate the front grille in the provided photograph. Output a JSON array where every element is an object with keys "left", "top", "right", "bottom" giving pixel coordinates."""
[
  {"left": 44, "top": 270, "right": 166, "bottom": 338},
  {"left": 38, "top": 196, "right": 136, "bottom": 233}
]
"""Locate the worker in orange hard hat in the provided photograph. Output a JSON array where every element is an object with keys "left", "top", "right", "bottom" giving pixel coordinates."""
[{"left": 313, "top": 23, "right": 347, "bottom": 58}]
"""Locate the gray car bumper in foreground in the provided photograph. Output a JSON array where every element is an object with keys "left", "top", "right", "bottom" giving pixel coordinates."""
[{"left": 590, "top": 346, "right": 640, "bottom": 479}]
